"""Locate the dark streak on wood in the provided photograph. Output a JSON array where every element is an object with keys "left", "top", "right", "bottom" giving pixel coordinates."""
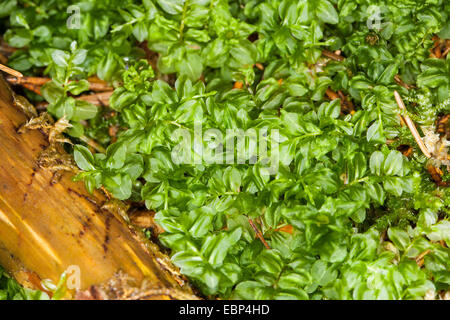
[
  {"left": 67, "top": 187, "right": 100, "bottom": 209},
  {"left": 103, "top": 214, "right": 112, "bottom": 254}
]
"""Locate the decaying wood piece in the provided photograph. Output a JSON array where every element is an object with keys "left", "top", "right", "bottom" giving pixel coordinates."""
[{"left": 0, "top": 75, "right": 198, "bottom": 299}]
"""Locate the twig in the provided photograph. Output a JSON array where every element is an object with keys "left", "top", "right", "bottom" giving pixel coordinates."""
[
  {"left": 6, "top": 76, "right": 49, "bottom": 86},
  {"left": 248, "top": 218, "right": 271, "bottom": 249},
  {"left": 394, "top": 75, "right": 412, "bottom": 90},
  {"left": 77, "top": 91, "right": 113, "bottom": 106},
  {"left": 21, "top": 83, "right": 42, "bottom": 95},
  {"left": 322, "top": 49, "right": 344, "bottom": 61},
  {"left": 415, "top": 249, "right": 431, "bottom": 267},
  {"left": 0, "top": 64, "right": 23, "bottom": 78},
  {"left": 84, "top": 76, "right": 114, "bottom": 91},
  {"left": 394, "top": 91, "right": 432, "bottom": 158},
  {"left": 443, "top": 46, "right": 450, "bottom": 58},
  {"left": 427, "top": 165, "right": 447, "bottom": 187},
  {"left": 6, "top": 76, "right": 113, "bottom": 92}
]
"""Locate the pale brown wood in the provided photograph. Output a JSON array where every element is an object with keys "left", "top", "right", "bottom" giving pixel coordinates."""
[
  {"left": 0, "top": 64, "right": 23, "bottom": 78},
  {"left": 0, "top": 76, "right": 196, "bottom": 299},
  {"left": 394, "top": 91, "right": 432, "bottom": 158}
]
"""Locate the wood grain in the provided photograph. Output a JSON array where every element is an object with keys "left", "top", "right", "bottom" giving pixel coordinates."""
[{"left": 0, "top": 75, "right": 195, "bottom": 299}]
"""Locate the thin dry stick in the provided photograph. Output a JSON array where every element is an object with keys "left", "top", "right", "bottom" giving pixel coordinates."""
[
  {"left": 443, "top": 46, "right": 450, "bottom": 58},
  {"left": 322, "top": 49, "right": 345, "bottom": 61},
  {"left": 0, "top": 64, "right": 23, "bottom": 78},
  {"left": 6, "top": 76, "right": 113, "bottom": 92},
  {"left": 394, "top": 91, "right": 432, "bottom": 158},
  {"left": 6, "top": 76, "right": 49, "bottom": 86},
  {"left": 394, "top": 75, "right": 412, "bottom": 90},
  {"left": 248, "top": 218, "right": 271, "bottom": 249},
  {"left": 21, "top": 83, "right": 41, "bottom": 96},
  {"left": 77, "top": 91, "right": 113, "bottom": 106}
]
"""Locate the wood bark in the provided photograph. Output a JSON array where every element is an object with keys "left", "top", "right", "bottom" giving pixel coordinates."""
[{"left": 0, "top": 75, "right": 197, "bottom": 299}]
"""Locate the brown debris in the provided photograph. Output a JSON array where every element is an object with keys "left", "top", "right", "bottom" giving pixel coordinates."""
[
  {"left": 322, "top": 49, "right": 344, "bottom": 61},
  {"left": 108, "top": 125, "right": 119, "bottom": 143},
  {"left": 21, "top": 83, "right": 42, "bottom": 95},
  {"left": 325, "top": 88, "right": 339, "bottom": 100},
  {"left": 254, "top": 63, "right": 264, "bottom": 70},
  {"left": 394, "top": 75, "right": 413, "bottom": 90},
  {"left": 337, "top": 90, "right": 354, "bottom": 114},
  {"left": 416, "top": 249, "right": 431, "bottom": 268},
  {"left": 398, "top": 144, "right": 413, "bottom": 157},
  {"left": 233, "top": 81, "right": 243, "bottom": 89},
  {"left": 427, "top": 165, "right": 448, "bottom": 187},
  {"left": 430, "top": 36, "right": 450, "bottom": 59},
  {"left": 248, "top": 218, "right": 271, "bottom": 249},
  {"left": 325, "top": 88, "right": 354, "bottom": 114},
  {"left": 436, "top": 114, "right": 449, "bottom": 136},
  {"left": 275, "top": 224, "right": 293, "bottom": 234}
]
